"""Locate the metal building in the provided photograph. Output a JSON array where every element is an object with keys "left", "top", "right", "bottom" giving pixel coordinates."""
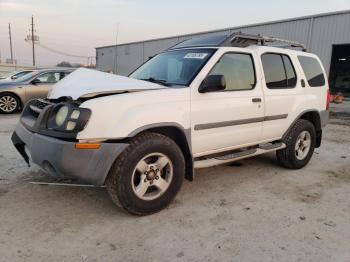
[{"left": 96, "top": 10, "right": 350, "bottom": 95}]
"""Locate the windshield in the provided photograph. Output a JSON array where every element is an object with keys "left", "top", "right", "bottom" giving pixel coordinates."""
[
  {"left": 13, "top": 71, "right": 39, "bottom": 82},
  {"left": 130, "top": 48, "right": 216, "bottom": 86}
]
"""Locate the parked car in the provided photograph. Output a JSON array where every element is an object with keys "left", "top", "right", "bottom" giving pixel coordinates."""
[
  {"left": 12, "top": 33, "right": 329, "bottom": 215},
  {"left": 0, "top": 70, "right": 34, "bottom": 81},
  {"left": 0, "top": 68, "right": 73, "bottom": 113}
]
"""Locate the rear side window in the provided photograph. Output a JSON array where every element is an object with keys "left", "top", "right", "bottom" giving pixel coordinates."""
[
  {"left": 261, "top": 53, "right": 297, "bottom": 89},
  {"left": 298, "top": 56, "right": 325, "bottom": 87},
  {"left": 209, "top": 53, "right": 255, "bottom": 91}
]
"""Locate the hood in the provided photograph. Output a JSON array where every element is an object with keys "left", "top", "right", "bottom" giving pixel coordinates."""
[
  {"left": 0, "top": 80, "right": 19, "bottom": 88},
  {"left": 48, "top": 68, "right": 166, "bottom": 100}
]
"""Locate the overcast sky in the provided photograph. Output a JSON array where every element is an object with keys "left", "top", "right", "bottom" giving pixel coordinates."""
[{"left": 0, "top": 0, "right": 349, "bottom": 66}]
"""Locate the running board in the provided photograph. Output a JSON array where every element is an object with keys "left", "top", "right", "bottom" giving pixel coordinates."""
[{"left": 194, "top": 143, "right": 286, "bottom": 169}]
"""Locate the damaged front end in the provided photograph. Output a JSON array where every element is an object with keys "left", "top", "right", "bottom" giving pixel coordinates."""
[{"left": 11, "top": 98, "right": 128, "bottom": 185}]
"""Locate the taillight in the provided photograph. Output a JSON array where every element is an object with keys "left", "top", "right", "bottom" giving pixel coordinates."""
[{"left": 326, "top": 90, "right": 330, "bottom": 111}]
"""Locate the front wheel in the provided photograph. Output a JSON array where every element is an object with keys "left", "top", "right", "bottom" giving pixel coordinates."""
[
  {"left": 106, "top": 132, "right": 185, "bottom": 215},
  {"left": 277, "top": 119, "right": 316, "bottom": 169}
]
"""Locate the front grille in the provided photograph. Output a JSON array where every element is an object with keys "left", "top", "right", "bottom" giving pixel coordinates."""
[
  {"left": 28, "top": 99, "right": 53, "bottom": 118},
  {"left": 20, "top": 99, "right": 55, "bottom": 129},
  {"left": 33, "top": 99, "right": 52, "bottom": 109}
]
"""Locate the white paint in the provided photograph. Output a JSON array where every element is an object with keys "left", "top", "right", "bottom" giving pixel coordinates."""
[{"left": 61, "top": 46, "right": 327, "bottom": 161}]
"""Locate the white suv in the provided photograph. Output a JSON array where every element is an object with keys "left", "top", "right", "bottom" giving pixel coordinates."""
[{"left": 12, "top": 33, "right": 329, "bottom": 215}]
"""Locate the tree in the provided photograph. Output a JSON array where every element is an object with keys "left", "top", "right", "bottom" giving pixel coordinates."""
[{"left": 56, "top": 61, "right": 73, "bottom": 67}]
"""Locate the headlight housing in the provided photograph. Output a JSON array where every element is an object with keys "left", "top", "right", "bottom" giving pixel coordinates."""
[{"left": 47, "top": 103, "right": 91, "bottom": 133}]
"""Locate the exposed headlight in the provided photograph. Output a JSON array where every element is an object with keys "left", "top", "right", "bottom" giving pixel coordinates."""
[
  {"left": 55, "top": 106, "right": 69, "bottom": 126},
  {"left": 47, "top": 103, "right": 91, "bottom": 133}
]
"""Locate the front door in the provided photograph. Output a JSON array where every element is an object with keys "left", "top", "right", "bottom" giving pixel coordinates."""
[
  {"left": 25, "top": 71, "right": 61, "bottom": 101},
  {"left": 191, "top": 50, "right": 264, "bottom": 156}
]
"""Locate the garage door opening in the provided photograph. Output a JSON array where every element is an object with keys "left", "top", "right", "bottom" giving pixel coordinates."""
[{"left": 329, "top": 44, "right": 350, "bottom": 97}]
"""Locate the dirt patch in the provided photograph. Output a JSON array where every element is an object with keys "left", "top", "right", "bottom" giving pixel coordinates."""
[
  {"left": 326, "top": 169, "right": 350, "bottom": 182},
  {"left": 0, "top": 186, "right": 9, "bottom": 197},
  {"left": 296, "top": 185, "right": 323, "bottom": 203},
  {"left": 265, "top": 180, "right": 324, "bottom": 204}
]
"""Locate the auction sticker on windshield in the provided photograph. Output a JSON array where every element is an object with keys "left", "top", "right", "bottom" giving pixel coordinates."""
[{"left": 184, "top": 53, "right": 208, "bottom": 59}]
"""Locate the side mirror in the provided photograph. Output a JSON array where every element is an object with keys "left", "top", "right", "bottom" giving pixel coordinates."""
[
  {"left": 11, "top": 76, "right": 18, "bottom": 80},
  {"left": 31, "top": 78, "right": 41, "bottom": 85},
  {"left": 198, "top": 75, "right": 226, "bottom": 93}
]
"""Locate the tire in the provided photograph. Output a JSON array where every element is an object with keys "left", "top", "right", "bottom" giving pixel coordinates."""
[
  {"left": 106, "top": 132, "right": 185, "bottom": 215},
  {"left": 276, "top": 119, "right": 316, "bottom": 169},
  {"left": 0, "top": 93, "right": 20, "bottom": 114}
]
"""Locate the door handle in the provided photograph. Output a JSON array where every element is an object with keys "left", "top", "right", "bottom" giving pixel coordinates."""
[{"left": 252, "top": 98, "right": 262, "bottom": 103}]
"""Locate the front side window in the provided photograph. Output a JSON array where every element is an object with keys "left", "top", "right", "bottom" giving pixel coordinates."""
[
  {"left": 130, "top": 48, "right": 216, "bottom": 86},
  {"left": 298, "top": 56, "right": 325, "bottom": 87},
  {"left": 209, "top": 53, "right": 256, "bottom": 91},
  {"left": 261, "top": 53, "right": 297, "bottom": 89},
  {"left": 36, "top": 72, "right": 60, "bottom": 83}
]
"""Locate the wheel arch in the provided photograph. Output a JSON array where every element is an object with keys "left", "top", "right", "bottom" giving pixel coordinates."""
[
  {"left": 284, "top": 110, "right": 322, "bottom": 148},
  {"left": 128, "top": 123, "right": 194, "bottom": 181}
]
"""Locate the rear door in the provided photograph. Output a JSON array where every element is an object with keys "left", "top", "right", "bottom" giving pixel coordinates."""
[
  {"left": 191, "top": 48, "right": 264, "bottom": 156},
  {"left": 259, "top": 52, "right": 301, "bottom": 141}
]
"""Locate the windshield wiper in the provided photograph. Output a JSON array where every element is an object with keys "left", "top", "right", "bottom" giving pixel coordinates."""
[{"left": 140, "top": 77, "right": 172, "bottom": 87}]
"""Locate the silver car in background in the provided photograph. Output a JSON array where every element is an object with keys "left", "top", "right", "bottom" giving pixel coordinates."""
[{"left": 0, "top": 68, "right": 73, "bottom": 113}]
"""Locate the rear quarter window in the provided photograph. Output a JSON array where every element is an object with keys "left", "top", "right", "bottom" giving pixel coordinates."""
[{"left": 298, "top": 56, "right": 325, "bottom": 87}]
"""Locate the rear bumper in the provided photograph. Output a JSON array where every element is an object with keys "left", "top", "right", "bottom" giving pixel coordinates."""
[
  {"left": 12, "top": 122, "right": 128, "bottom": 186},
  {"left": 320, "top": 110, "right": 329, "bottom": 128}
]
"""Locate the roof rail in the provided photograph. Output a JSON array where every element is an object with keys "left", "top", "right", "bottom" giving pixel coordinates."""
[{"left": 227, "top": 32, "right": 307, "bottom": 51}]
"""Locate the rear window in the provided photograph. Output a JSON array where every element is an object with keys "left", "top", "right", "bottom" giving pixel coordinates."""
[{"left": 298, "top": 56, "right": 325, "bottom": 87}]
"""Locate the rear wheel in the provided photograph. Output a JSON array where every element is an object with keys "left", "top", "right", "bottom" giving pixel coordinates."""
[
  {"left": 106, "top": 132, "right": 185, "bottom": 215},
  {"left": 277, "top": 119, "right": 316, "bottom": 169},
  {"left": 0, "top": 93, "right": 20, "bottom": 114}
]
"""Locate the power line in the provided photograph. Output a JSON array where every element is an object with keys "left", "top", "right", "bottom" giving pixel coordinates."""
[
  {"left": 22, "top": 15, "right": 95, "bottom": 65},
  {"left": 37, "top": 42, "right": 94, "bottom": 59}
]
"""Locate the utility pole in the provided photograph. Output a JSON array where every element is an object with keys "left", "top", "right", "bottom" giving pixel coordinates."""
[
  {"left": 114, "top": 22, "right": 119, "bottom": 74},
  {"left": 8, "top": 23, "right": 14, "bottom": 64},
  {"left": 25, "top": 16, "right": 39, "bottom": 66},
  {"left": 31, "top": 16, "right": 35, "bottom": 66}
]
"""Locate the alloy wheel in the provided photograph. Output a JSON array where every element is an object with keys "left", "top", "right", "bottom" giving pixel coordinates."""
[
  {"left": 131, "top": 152, "right": 173, "bottom": 201},
  {"left": 0, "top": 95, "right": 18, "bottom": 113}
]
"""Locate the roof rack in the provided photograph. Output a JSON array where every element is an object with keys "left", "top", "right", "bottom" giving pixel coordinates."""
[
  {"left": 225, "top": 32, "right": 307, "bottom": 51},
  {"left": 168, "top": 32, "right": 307, "bottom": 51}
]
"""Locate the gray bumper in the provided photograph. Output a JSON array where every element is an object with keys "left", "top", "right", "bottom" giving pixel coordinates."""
[
  {"left": 12, "top": 122, "right": 128, "bottom": 186},
  {"left": 320, "top": 110, "right": 329, "bottom": 128}
]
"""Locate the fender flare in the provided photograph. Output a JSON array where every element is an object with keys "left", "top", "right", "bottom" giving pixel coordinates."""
[{"left": 128, "top": 122, "right": 194, "bottom": 181}]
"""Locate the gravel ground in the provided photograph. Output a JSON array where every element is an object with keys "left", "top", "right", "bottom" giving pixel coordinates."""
[{"left": 0, "top": 111, "right": 349, "bottom": 262}]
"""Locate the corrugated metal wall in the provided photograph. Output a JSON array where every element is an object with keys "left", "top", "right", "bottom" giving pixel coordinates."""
[{"left": 96, "top": 11, "right": 350, "bottom": 76}]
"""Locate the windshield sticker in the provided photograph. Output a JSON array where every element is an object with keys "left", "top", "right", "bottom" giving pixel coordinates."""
[{"left": 184, "top": 53, "right": 208, "bottom": 59}]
